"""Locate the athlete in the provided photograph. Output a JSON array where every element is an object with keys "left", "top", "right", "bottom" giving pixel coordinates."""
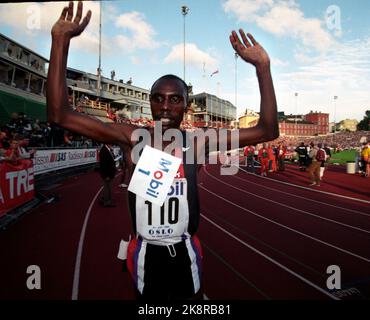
[
  {"left": 258, "top": 144, "right": 270, "bottom": 177},
  {"left": 47, "top": 1, "right": 279, "bottom": 300},
  {"left": 244, "top": 145, "right": 255, "bottom": 173}
]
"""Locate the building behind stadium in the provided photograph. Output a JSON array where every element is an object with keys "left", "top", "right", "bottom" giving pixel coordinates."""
[
  {"left": 239, "top": 109, "right": 331, "bottom": 136},
  {"left": 0, "top": 33, "right": 237, "bottom": 129}
]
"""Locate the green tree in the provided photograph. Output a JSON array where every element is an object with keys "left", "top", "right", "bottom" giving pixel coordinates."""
[{"left": 357, "top": 110, "right": 370, "bottom": 131}]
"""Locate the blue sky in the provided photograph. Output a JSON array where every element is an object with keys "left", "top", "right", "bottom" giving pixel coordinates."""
[{"left": 1, "top": 0, "right": 370, "bottom": 122}]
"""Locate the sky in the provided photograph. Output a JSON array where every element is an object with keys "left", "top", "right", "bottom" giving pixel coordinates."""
[{"left": 1, "top": 0, "right": 369, "bottom": 122}]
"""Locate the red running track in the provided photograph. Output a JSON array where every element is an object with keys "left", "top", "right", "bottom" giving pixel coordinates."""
[{"left": 0, "top": 164, "right": 369, "bottom": 300}]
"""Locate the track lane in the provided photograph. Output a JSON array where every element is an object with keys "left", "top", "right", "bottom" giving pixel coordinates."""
[
  {"left": 230, "top": 170, "right": 370, "bottom": 217},
  {"left": 76, "top": 174, "right": 136, "bottom": 300},
  {"left": 235, "top": 166, "right": 370, "bottom": 213},
  {"left": 198, "top": 166, "right": 370, "bottom": 296},
  {"left": 0, "top": 171, "right": 103, "bottom": 299},
  {"left": 2, "top": 163, "right": 369, "bottom": 300},
  {"left": 205, "top": 167, "right": 370, "bottom": 235},
  {"left": 199, "top": 209, "right": 336, "bottom": 299},
  {"left": 199, "top": 179, "right": 370, "bottom": 264}
]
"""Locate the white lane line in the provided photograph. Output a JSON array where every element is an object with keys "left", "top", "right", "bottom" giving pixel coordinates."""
[
  {"left": 198, "top": 185, "right": 370, "bottom": 264},
  {"left": 71, "top": 186, "right": 104, "bottom": 300},
  {"left": 235, "top": 165, "right": 370, "bottom": 205},
  {"left": 229, "top": 169, "right": 370, "bottom": 217},
  {"left": 200, "top": 213, "right": 339, "bottom": 300},
  {"left": 204, "top": 168, "right": 370, "bottom": 235}
]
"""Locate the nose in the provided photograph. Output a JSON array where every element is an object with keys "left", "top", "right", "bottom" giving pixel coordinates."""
[{"left": 160, "top": 97, "right": 171, "bottom": 111}]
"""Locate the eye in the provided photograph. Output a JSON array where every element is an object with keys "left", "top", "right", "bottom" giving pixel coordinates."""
[
  {"left": 152, "top": 94, "right": 164, "bottom": 103},
  {"left": 170, "top": 95, "right": 182, "bottom": 104}
]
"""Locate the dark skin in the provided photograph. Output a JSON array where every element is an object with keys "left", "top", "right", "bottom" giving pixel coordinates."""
[{"left": 47, "top": 1, "right": 279, "bottom": 161}]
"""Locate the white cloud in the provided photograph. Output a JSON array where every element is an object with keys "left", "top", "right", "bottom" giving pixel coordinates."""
[
  {"left": 223, "top": 0, "right": 274, "bottom": 22},
  {"left": 272, "top": 57, "right": 289, "bottom": 67},
  {"left": 130, "top": 56, "right": 141, "bottom": 65},
  {"left": 0, "top": 1, "right": 161, "bottom": 57},
  {"left": 164, "top": 43, "right": 218, "bottom": 71},
  {"left": 223, "top": 0, "right": 335, "bottom": 53},
  {"left": 115, "top": 11, "right": 159, "bottom": 52},
  {"left": 274, "top": 38, "right": 370, "bottom": 121},
  {"left": 213, "top": 37, "right": 370, "bottom": 122},
  {"left": 0, "top": 1, "right": 108, "bottom": 55}
]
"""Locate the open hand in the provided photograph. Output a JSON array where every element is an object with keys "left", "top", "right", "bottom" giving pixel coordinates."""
[
  {"left": 229, "top": 29, "right": 270, "bottom": 68},
  {"left": 51, "top": 1, "right": 91, "bottom": 40}
]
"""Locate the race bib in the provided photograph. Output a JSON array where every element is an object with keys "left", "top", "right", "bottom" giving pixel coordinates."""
[{"left": 135, "top": 165, "right": 189, "bottom": 243}]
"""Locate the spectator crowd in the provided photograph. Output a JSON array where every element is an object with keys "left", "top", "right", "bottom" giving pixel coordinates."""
[
  {"left": 270, "top": 130, "right": 369, "bottom": 153},
  {"left": 0, "top": 111, "right": 97, "bottom": 164}
]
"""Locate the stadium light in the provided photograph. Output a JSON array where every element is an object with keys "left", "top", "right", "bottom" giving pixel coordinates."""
[
  {"left": 181, "top": 5, "right": 189, "bottom": 82},
  {"left": 97, "top": 0, "right": 102, "bottom": 97},
  {"left": 333, "top": 95, "right": 338, "bottom": 143},
  {"left": 295, "top": 92, "right": 298, "bottom": 136}
]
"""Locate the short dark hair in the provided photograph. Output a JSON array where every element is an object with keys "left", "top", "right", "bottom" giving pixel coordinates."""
[{"left": 150, "top": 74, "right": 189, "bottom": 104}]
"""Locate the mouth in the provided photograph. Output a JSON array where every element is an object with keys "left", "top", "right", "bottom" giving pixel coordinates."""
[{"left": 159, "top": 117, "right": 173, "bottom": 125}]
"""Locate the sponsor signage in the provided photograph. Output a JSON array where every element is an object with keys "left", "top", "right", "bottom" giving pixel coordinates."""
[
  {"left": 32, "top": 148, "right": 98, "bottom": 175},
  {"left": 0, "top": 160, "right": 35, "bottom": 217},
  {"left": 128, "top": 145, "right": 182, "bottom": 206}
]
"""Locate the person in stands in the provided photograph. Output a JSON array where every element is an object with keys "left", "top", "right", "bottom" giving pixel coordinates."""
[{"left": 4, "top": 139, "right": 21, "bottom": 166}]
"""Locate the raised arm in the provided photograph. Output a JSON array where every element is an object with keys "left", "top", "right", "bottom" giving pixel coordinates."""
[
  {"left": 227, "top": 29, "right": 279, "bottom": 148},
  {"left": 47, "top": 1, "right": 134, "bottom": 147}
]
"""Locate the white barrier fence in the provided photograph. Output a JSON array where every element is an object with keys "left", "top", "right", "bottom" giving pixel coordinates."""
[
  {"left": 31, "top": 147, "right": 241, "bottom": 176},
  {"left": 32, "top": 148, "right": 99, "bottom": 175}
]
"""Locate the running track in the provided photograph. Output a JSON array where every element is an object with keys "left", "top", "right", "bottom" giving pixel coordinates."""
[{"left": 0, "top": 163, "right": 369, "bottom": 300}]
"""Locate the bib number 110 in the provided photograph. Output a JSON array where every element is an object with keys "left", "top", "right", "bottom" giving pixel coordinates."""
[{"left": 145, "top": 198, "right": 179, "bottom": 225}]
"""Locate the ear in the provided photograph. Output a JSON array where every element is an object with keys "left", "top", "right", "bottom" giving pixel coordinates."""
[{"left": 184, "top": 101, "right": 191, "bottom": 113}]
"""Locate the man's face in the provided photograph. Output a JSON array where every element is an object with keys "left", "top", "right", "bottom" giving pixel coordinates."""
[
  {"left": 11, "top": 141, "right": 18, "bottom": 149},
  {"left": 20, "top": 139, "right": 29, "bottom": 147},
  {"left": 150, "top": 78, "right": 188, "bottom": 131}
]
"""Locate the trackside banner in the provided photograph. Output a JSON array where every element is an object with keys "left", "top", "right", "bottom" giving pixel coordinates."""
[
  {"left": 0, "top": 160, "right": 35, "bottom": 218},
  {"left": 0, "top": 148, "right": 118, "bottom": 217},
  {"left": 32, "top": 148, "right": 99, "bottom": 175}
]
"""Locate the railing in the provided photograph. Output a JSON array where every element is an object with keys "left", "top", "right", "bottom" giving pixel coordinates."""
[{"left": 78, "top": 100, "right": 110, "bottom": 111}]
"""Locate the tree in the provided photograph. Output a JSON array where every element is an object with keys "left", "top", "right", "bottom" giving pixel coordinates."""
[{"left": 357, "top": 110, "right": 370, "bottom": 131}]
